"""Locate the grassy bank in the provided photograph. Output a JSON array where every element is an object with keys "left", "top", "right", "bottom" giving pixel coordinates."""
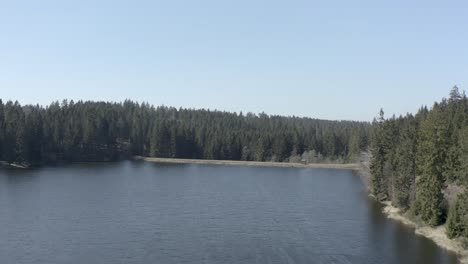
[{"left": 138, "top": 156, "right": 361, "bottom": 170}]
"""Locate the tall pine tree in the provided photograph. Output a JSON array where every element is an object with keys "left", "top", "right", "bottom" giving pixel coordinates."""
[
  {"left": 370, "top": 109, "right": 388, "bottom": 200},
  {"left": 415, "top": 104, "right": 448, "bottom": 226}
]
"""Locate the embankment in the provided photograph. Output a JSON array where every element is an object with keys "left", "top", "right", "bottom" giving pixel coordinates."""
[
  {"left": 0, "top": 161, "right": 29, "bottom": 169},
  {"left": 382, "top": 202, "right": 468, "bottom": 263},
  {"left": 358, "top": 153, "right": 468, "bottom": 263},
  {"left": 137, "top": 156, "right": 360, "bottom": 170}
]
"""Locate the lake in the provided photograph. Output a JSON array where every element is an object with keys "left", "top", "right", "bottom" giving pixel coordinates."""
[{"left": 0, "top": 161, "right": 459, "bottom": 264}]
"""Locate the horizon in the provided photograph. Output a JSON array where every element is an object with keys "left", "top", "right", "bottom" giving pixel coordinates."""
[
  {"left": 1, "top": 1, "right": 467, "bottom": 121},
  {"left": 1, "top": 97, "right": 370, "bottom": 122},
  {"left": 0, "top": 93, "right": 454, "bottom": 123}
]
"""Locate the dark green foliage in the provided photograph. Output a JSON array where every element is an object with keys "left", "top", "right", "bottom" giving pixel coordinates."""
[
  {"left": 413, "top": 105, "right": 449, "bottom": 226},
  {"left": 347, "top": 127, "right": 366, "bottom": 162},
  {"left": 3, "top": 101, "right": 23, "bottom": 163},
  {"left": 370, "top": 109, "right": 388, "bottom": 200},
  {"left": 447, "top": 193, "right": 468, "bottom": 239},
  {"left": 393, "top": 117, "right": 417, "bottom": 210},
  {"left": 0, "top": 100, "right": 369, "bottom": 166},
  {"left": 458, "top": 127, "right": 468, "bottom": 185},
  {"left": 370, "top": 87, "right": 468, "bottom": 236},
  {"left": 0, "top": 99, "right": 4, "bottom": 161}
]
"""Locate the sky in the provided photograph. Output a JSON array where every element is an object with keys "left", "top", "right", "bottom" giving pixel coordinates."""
[{"left": 1, "top": 1, "right": 467, "bottom": 121}]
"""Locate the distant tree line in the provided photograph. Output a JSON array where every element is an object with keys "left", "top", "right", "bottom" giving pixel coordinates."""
[
  {"left": 0, "top": 99, "right": 369, "bottom": 166},
  {"left": 370, "top": 87, "right": 468, "bottom": 242}
]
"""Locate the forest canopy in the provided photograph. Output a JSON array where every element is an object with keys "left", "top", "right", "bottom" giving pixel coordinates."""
[
  {"left": 370, "top": 87, "right": 468, "bottom": 240},
  {"left": 0, "top": 99, "right": 369, "bottom": 166}
]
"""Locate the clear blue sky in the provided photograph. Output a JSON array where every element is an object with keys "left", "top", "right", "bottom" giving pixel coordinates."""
[{"left": 1, "top": 1, "right": 467, "bottom": 121}]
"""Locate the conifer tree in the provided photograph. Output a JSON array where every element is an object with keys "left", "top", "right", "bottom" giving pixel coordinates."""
[
  {"left": 446, "top": 193, "right": 468, "bottom": 239},
  {"left": 0, "top": 98, "right": 369, "bottom": 165},
  {"left": 0, "top": 99, "right": 4, "bottom": 161},
  {"left": 393, "top": 117, "right": 417, "bottom": 210},
  {"left": 415, "top": 106, "right": 448, "bottom": 226},
  {"left": 370, "top": 109, "right": 388, "bottom": 200}
]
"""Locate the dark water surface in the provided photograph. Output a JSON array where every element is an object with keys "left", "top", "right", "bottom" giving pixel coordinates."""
[{"left": 0, "top": 161, "right": 459, "bottom": 264}]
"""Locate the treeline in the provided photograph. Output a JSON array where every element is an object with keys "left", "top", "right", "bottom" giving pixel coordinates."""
[
  {"left": 0, "top": 99, "right": 369, "bottom": 166},
  {"left": 370, "top": 87, "right": 468, "bottom": 241}
]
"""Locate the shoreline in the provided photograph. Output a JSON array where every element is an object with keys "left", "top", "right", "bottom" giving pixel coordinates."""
[
  {"left": 137, "top": 156, "right": 361, "bottom": 170},
  {"left": 0, "top": 161, "right": 29, "bottom": 169},
  {"left": 357, "top": 152, "right": 467, "bottom": 263},
  {"left": 382, "top": 201, "right": 468, "bottom": 263}
]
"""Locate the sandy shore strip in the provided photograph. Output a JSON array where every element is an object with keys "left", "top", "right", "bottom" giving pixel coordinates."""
[
  {"left": 382, "top": 201, "right": 468, "bottom": 264},
  {"left": 0, "top": 161, "right": 29, "bottom": 169},
  {"left": 137, "top": 157, "right": 360, "bottom": 170}
]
